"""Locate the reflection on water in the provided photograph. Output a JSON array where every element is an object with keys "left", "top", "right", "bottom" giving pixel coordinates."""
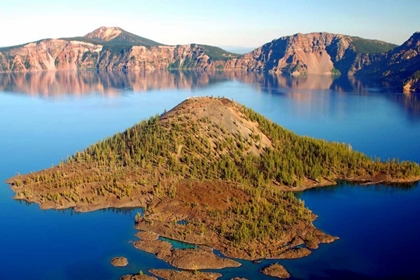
[
  {"left": 0, "top": 70, "right": 397, "bottom": 95},
  {"left": 1, "top": 70, "right": 420, "bottom": 280},
  {"left": 0, "top": 71, "right": 229, "bottom": 96},
  {"left": 1, "top": 70, "right": 419, "bottom": 117}
]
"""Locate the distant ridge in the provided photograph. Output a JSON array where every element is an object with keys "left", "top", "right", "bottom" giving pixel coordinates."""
[{"left": 0, "top": 27, "right": 419, "bottom": 91}]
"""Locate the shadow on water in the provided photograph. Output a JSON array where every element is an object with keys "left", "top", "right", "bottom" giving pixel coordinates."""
[{"left": 298, "top": 180, "right": 419, "bottom": 196}]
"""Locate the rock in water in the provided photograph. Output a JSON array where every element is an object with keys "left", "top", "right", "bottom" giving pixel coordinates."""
[
  {"left": 111, "top": 256, "right": 128, "bottom": 267},
  {"left": 261, "top": 263, "right": 290, "bottom": 279}
]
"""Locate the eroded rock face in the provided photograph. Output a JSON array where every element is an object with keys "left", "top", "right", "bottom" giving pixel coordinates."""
[
  {"left": 232, "top": 33, "right": 350, "bottom": 75},
  {"left": 357, "top": 32, "right": 420, "bottom": 90},
  {"left": 0, "top": 40, "right": 103, "bottom": 72},
  {"left": 0, "top": 29, "right": 399, "bottom": 76},
  {"left": 111, "top": 256, "right": 129, "bottom": 267},
  {"left": 228, "top": 32, "right": 402, "bottom": 77},
  {"left": 0, "top": 42, "right": 217, "bottom": 72}
]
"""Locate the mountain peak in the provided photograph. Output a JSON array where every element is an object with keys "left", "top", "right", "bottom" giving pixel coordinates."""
[
  {"left": 84, "top": 26, "right": 123, "bottom": 42},
  {"left": 408, "top": 31, "right": 420, "bottom": 43},
  {"left": 82, "top": 26, "right": 162, "bottom": 47}
]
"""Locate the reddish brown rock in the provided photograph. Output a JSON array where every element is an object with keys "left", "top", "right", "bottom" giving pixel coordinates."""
[
  {"left": 111, "top": 256, "right": 128, "bottom": 267},
  {"left": 261, "top": 263, "right": 290, "bottom": 279},
  {"left": 277, "top": 247, "right": 311, "bottom": 259},
  {"left": 136, "top": 231, "right": 159, "bottom": 241},
  {"left": 149, "top": 269, "right": 222, "bottom": 280},
  {"left": 120, "top": 274, "right": 157, "bottom": 280}
]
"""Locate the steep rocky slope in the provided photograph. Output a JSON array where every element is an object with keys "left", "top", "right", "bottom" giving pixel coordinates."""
[
  {"left": 0, "top": 27, "right": 238, "bottom": 72},
  {"left": 1, "top": 27, "right": 420, "bottom": 91},
  {"left": 0, "top": 27, "right": 396, "bottom": 74},
  {"left": 226, "top": 32, "right": 397, "bottom": 76},
  {"left": 355, "top": 32, "right": 420, "bottom": 92}
]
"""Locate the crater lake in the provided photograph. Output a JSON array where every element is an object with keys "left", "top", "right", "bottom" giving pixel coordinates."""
[{"left": 1, "top": 71, "right": 419, "bottom": 279}]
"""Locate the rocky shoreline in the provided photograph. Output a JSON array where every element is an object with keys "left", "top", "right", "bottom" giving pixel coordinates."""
[
  {"left": 133, "top": 231, "right": 240, "bottom": 270},
  {"left": 7, "top": 97, "right": 420, "bottom": 279}
]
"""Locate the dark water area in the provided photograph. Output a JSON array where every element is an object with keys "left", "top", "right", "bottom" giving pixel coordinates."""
[{"left": 1, "top": 71, "right": 420, "bottom": 279}]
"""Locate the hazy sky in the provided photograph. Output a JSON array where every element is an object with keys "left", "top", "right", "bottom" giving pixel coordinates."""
[{"left": 1, "top": 0, "right": 419, "bottom": 48}]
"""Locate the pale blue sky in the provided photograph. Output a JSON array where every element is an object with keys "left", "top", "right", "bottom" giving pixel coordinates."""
[{"left": 1, "top": 0, "right": 419, "bottom": 48}]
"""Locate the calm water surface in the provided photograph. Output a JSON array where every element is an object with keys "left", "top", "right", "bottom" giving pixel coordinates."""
[{"left": 0, "top": 71, "right": 419, "bottom": 279}]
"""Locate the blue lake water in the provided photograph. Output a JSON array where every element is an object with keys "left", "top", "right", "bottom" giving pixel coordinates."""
[{"left": 0, "top": 71, "right": 419, "bottom": 279}]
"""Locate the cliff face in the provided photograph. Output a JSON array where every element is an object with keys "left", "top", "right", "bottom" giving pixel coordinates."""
[
  {"left": 97, "top": 44, "right": 219, "bottom": 71},
  {"left": 0, "top": 27, "right": 395, "bottom": 75},
  {"left": 1, "top": 27, "right": 419, "bottom": 91},
  {"left": 230, "top": 32, "right": 348, "bottom": 75},
  {"left": 0, "top": 30, "right": 393, "bottom": 75},
  {"left": 0, "top": 39, "right": 103, "bottom": 72},
  {"left": 227, "top": 32, "right": 400, "bottom": 76},
  {"left": 0, "top": 27, "right": 235, "bottom": 72},
  {"left": 355, "top": 32, "right": 420, "bottom": 91},
  {"left": 0, "top": 39, "right": 233, "bottom": 72}
]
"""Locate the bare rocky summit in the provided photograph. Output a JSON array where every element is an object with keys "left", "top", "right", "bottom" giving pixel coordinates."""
[{"left": 85, "top": 26, "right": 124, "bottom": 42}]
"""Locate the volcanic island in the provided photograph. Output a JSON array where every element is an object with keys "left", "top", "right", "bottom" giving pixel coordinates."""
[{"left": 7, "top": 97, "right": 420, "bottom": 279}]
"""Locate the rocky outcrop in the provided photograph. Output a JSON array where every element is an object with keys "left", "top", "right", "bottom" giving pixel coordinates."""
[
  {"left": 221, "top": 32, "right": 398, "bottom": 76},
  {"left": 111, "top": 256, "right": 128, "bottom": 267},
  {"left": 277, "top": 247, "right": 311, "bottom": 259},
  {"left": 356, "top": 32, "right": 420, "bottom": 91},
  {"left": 0, "top": 39, "right": 103, "bottom": 72},
  {"left": 261, "top": 263, "right": 291, "bottom": 279},
  {"left": 149, "top": 269, "right": 222, "bottom": 280},
  {"left": 120, "top": 274, "right": 157, "bottom": 280},
  {"left": 403, "top": 71, "right": 420, "bottom": 93},
  {"left": 228, "top": 32, "right": 349, "bottom": 75},
  {"left": 136, "top": 231, "right": 159, "bottom": 241},
  {"left": 133, "top": 238, "right": 241, "bottom": 270}
]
